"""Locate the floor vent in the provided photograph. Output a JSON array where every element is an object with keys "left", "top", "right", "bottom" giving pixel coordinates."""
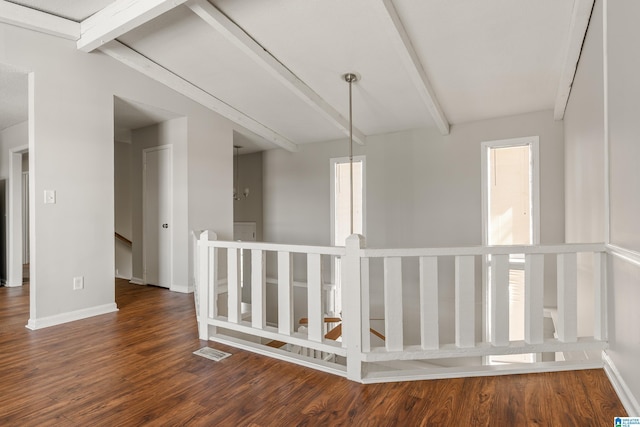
[{"left": 193, "top": 347, "right": 232, "bottom": 362}]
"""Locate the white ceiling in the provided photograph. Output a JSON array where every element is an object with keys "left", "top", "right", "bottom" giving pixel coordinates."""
[{"left": 1, "top": 0, "right": 587, "bottom": 150}]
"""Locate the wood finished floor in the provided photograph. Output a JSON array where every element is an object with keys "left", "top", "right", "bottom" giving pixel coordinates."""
[{"left": 0, "top": 279, "right": 627, "bottom": 426}]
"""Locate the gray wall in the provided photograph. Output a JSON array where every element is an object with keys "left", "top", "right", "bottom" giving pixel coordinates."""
[
  {"left": 565, "top": 0, "right": 640, "bottom": 413},
  {"left": 233, "top": 151, "right": 263, "bottom": 241},
  {"left": 607, "top": 0, "right": 640, "bottom": 412},
  {"left": 264, "top": 109, "right": 565, "bottom": 249},
  {"left": 1, "top": 22, "right": 234, "bottom": 325}
]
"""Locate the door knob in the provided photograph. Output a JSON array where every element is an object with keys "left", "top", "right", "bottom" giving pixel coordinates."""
[{"left": 162, "top": 224, "right": 169, "bottom": 229}]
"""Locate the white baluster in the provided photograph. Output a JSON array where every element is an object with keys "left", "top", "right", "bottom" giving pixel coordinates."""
[
  {"left": 491, "top": 254, "right": 510, "bottom": 347},
  {"left": 307, "top": 253, "right": 323, "bottom": 343},
  {"left": 557, "top": 253, "right": 577, "bottom": 342},
  {"left": 525, "top": 253, "right": 544, "bottom": 344},
  {"left": 278, "top": 251, "right": 293, "bottom": 335},
  {"left": 419, "top": 256, "right": 439, "bottom": 350},
  {"left": 227, "top": 248, "right": 241, "bottom": 323},
  {"left": 384, "top": 257, "right": 403, "bottom": 352},
  {"left": 455, "top": 255, "right": 475, "bottom": 348},
  {"left": 251, "top": 249, "right": 266, "bottom": 329}
]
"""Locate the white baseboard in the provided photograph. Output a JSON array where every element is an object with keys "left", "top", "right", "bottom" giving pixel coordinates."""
[
  {"left": 170, "top": 284, "right": 190, "bottom": 294},
  {"left": 115, "top": 273, "right": 132, "bottom": 280},
  {"left": 603, "top": 351, "right": 640, "bottom": 416},
  {"left": 26, "top": 303, "right": 118, "bottom": 330},
  {"left": 129, "top": 276, "right": 144, "bottom": 285},
  {"left": 4, "top": 281, "right": 24, "bottom": 287}
]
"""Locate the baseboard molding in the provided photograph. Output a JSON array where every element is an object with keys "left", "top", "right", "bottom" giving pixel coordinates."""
[
  {"left": 26, "top": 303, "right": 119, "bottom": 330},
  {"left": 129, "top": 276, "right": 144, "bottom": 285},
  {"left": 603, "top": 351, "right": 640, "bottom": 416},
  {"left": 115, "top": 273, "right": 132, "bottom": 281},
  {"left": 170, "top": 284, "right": 190, "bottom": 294},
  {"left": 4, "top": 281, "right": 24, "bottom": 287}
]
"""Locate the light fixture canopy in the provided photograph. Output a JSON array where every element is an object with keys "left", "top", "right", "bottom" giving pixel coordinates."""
[{"left": 233, "top": 145, "right": 249, "bottom": 201}]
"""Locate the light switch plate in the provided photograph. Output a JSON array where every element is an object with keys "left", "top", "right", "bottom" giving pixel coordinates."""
[{"left": 44, "top": 190, "right": 56, "bottom": 204}]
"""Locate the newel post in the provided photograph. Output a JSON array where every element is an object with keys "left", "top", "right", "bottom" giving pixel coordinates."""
[
  {"left": 197, "top": 230, "right": 217, "bottom": 341},
  {"left": 343, "top": 234, "right": 366, "bottom": 382}
]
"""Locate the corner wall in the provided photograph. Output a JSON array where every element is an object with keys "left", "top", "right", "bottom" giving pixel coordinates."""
[
  {"left": 1, "top": 23, "right": 233, "bottom": 327},
  {"left": 564, "top": 0, "right": 640, "bottom": 414}
]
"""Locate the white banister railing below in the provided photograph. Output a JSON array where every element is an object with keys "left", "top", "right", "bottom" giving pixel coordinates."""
[{"left": 196, "top": 231, "right": 608, "bottom": 383}]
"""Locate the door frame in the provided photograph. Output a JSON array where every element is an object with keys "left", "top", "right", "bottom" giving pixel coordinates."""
[
  {"left": 7, "top": 145, "right": 29, "bottom": 287},
  {"left": 142, "top": 144, "right": 173, "bottom": 288}
]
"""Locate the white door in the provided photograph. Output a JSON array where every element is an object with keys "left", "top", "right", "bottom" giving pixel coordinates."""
[{"left": 143, "top": 146, "right": 172, "bottom": 288}]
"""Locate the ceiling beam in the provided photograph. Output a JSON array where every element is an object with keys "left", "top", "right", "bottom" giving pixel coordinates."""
[
  {"left": 100, "top": 40, "right": 298, "bottom": 152},
  {"left": 78, "top": 0, "right": 189, "bottom": 52},
  {"left": 553, "top": 0, "right": 595, "bottom": 120},
  {"left": 187, "top": 0, "right": 367, "bottom": 145},
  {"left": 0, "top": 1, "right": 79, "bottom": 40},
  {"left": 374, "top": 0, "right": 450, "bottom": 135}
]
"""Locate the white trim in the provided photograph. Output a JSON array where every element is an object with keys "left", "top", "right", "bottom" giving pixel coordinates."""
[
  {"left": 481, "top": 136, "right": 541, "bottom": 246},
  {"left": 170, "top": 284, "right": 190, "bottom": 294},
  {"left": 363, "top": 359, "right": 604, "bottom": 384},
  {"left": 26, "top": 303, "right": 118, "bottom": 330},
  {"left": 7, "top": 145, "right": 28, "bottom": 288},
  {"left": 603, "top": 351, "right": 640, "bottom": 416},
  {"left": 554, "top": 0, "right": 596, "bottom": 120},
  {"left": 374, "top": 0, "right": 449, "bottom": 135},
  {"left": 142, "top": 144, "right": 173, "bottom": 288},
  {"left": 78, "top": 0, "right": 188, "bottom": 52},
  {"left": 187, "top": 0, "right": 366, "bottom": 145},
  {"left": 0, "top": 1, "right": 79, "bottom": 40},
  {"left": 329, "top": 155, "right": 367, "bottom": 246},
  {"left": 603, "top": 0, "right": 611, "bottom": 244},
  {"left": 129, "top": 276, "right": 144, "bottom": 285},
  {"left": 208, "top": 334, "right": 347, "bottom": 379},
  {"left": 607, "top": 244, "right": 640, "bottom": 268},
  {"left": 99, "top": 41, "right": 298, "bottom": 152}
]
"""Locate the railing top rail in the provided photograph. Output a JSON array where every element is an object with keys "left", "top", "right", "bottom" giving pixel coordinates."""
[
  {"left": 199, "top": 239, "right": 346, "bottom": 256},
  {"left": 361, "top": 243, "right": 606, "bottom": 258}
]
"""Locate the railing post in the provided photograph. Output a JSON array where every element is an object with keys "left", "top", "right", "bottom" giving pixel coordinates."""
[
  {"left": 343, "top": 234, "right": 365, "bottom": 382},
  {"left": 197, "top": 230, "right": 217, "bottom": 341}
]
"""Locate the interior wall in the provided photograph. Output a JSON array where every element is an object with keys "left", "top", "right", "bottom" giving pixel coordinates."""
[
  {"left": 1, "top": 23, "right": 233, "bottom": 326},
  {"left": 563, "top": 0, "right": 605, "bottom": 340},
  {"left": 233, "top": 151, "right": 263, "bottom": 241},
  {"left": 114, "top": 139, "right": 132, "bottom": 280},
  {"left": 605, "top": 0, "right": 640, "bottom": 412},
  {"left": 264, "top": 109, "right": 564, "bottom": 248}
]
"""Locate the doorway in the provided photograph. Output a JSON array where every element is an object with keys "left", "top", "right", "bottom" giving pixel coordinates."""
[
  {"left": 7, "top": 146, "right": 29, "bottom": 287},
  {"left": 143, "top": 145, "right": 173, "bottom": 288},
  {"left": 481, "top": 136, "right": 540, "bottom": 364}
]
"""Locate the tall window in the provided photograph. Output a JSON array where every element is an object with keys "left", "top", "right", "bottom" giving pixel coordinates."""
[
  {"left": 482, "top": 137, "right": 539, "bottom": 364},
  {"left": 330, "top": 156, "right": 365, "bottom": 315}
]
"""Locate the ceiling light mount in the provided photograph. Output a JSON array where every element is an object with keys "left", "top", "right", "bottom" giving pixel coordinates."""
[{"left": 343, "top": 73, "right": 359, "bottom": 83}]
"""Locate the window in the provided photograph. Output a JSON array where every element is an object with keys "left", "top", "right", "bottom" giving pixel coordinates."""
[
  {"left": 330, "top": 156, "right": 365, "bottom": 315},
  {"left": 482, "top": 137, "right": 539, "bottom": 364}
]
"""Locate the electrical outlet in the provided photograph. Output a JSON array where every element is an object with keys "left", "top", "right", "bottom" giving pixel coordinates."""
[{"left": 73, "top": 276, "right": 84, "bottom": 290}]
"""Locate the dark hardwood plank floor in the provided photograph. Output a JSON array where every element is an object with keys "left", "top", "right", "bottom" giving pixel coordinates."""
[{"left": 0, "top": 279, "right": 627, "bottom": 426}]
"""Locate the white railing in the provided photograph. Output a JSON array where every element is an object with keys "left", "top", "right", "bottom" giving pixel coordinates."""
[{"left": 196, "top": 231, "right": 608, "bottom": 383}]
